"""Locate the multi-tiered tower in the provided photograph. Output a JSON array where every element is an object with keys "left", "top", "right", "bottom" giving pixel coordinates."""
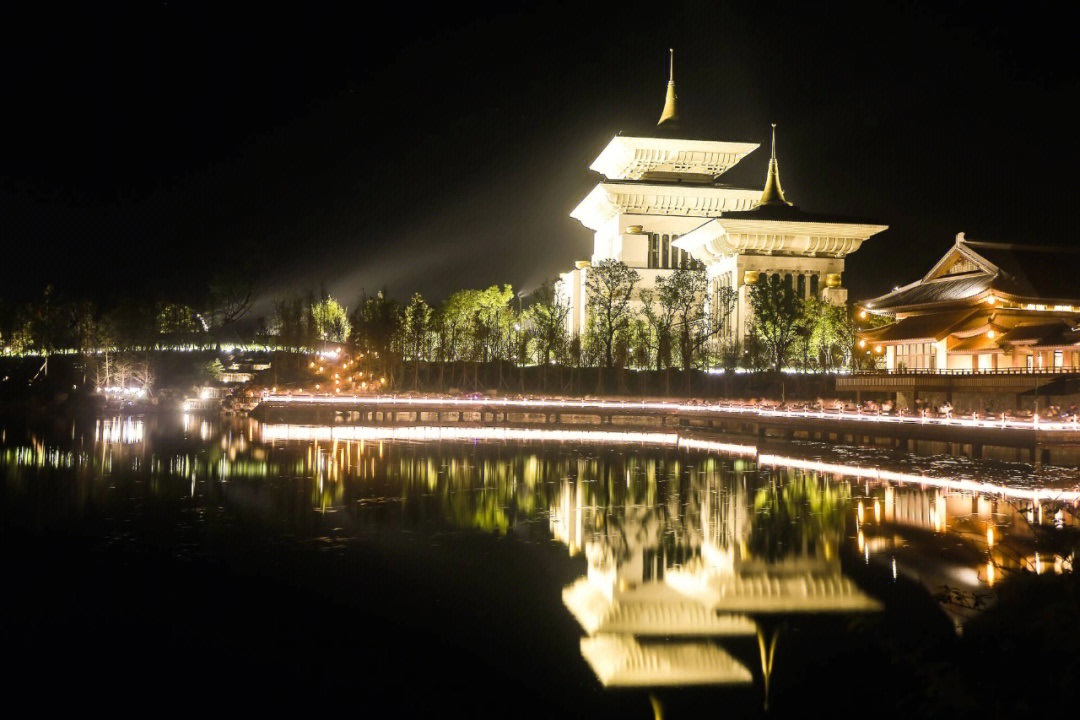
[{"left": 560, "top": 52, "right": 887, "bottom": 345}]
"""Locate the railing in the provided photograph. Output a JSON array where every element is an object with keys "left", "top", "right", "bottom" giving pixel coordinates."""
[
  {"left": 260, "top": 394, "right": 1080, "bottom": 433},
  {"left": 849, "top": 366, "right": 1080, "bottom": 376}
]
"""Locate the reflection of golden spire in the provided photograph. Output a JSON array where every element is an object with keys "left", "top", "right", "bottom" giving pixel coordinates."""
[
  {"left": 757, "top": 123, "right": 792, "bottom": 206},
  {"left": 657, "top": 49, "right": 679, "bottom": 126}
]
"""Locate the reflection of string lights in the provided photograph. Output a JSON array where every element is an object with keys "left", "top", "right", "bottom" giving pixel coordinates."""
[
  {"left": 260, "top": 424, "right": 684, "bottom": 446},
  {"left": 258, "top": 422, "right": 1080, "bottom": 503},
  {"left": 261, "top": 394, "right": 1080, "bottom": 433},
  {"left": 260, "top": 423, "right": 760, "bottom": 456},
  {"left": 95, "top": 418, "right": 145, "bottom": 444},
  {"left": 758, "top": 454, "right": 1080, "bottom": 502}
]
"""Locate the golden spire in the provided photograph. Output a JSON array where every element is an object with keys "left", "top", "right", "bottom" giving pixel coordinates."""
[
  {"left": 657, "top": 48, "right": 679, "bottom": 126},
  {"left": 757, "top": 123, "right": 792, "bottom": 206}
]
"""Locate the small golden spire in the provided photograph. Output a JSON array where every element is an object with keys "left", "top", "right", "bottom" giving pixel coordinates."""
[
  {"left": 757, "top": 123, "right": 792, "bottom": 206},
  {"left": 657, "top": 48, "right": 679, "bottom": 126}
]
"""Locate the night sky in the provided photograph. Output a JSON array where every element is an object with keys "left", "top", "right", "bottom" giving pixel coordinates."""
[{"left": 4, "top": 2, "right": 1078, "bottom": 317}]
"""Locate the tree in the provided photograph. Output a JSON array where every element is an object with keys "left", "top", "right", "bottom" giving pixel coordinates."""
[
  {"left": 351, "top": 290, "right": 402, "bottom": 386},
  {"left": 435, "top": 289, "right": 480, "bottom": 363},
  {"left": 311, "top": 297, "right": 351, "bottom": 343},
  {"left": 749, "top": 274, "right": 803, "bottom": 370},
  {"left": 473, "top": 285, "right": 515, "bottom": 363},
  {"left": 585, "top": 259, "right": 640, "bottom": 368},
  {"left": 639, "top": 286, "right": 676, "bottom": 371},
  {"left": 402, "top": 293, "right": 432, "bottom": 387},
  {"left": 271, "top": 294, "right": 311, "bottom": 350},
  {"left": 803, "top": 298, "right": 848, "bottom": 371},
  {"left": 526, "top": 280, "right": 569, "bottom": 365},
  {"left": 402, "top": 293, "right": 432, "bottom": 361},
  {"left": 655, "top": 266, "right": 709, "bottom": 373},
  {"left": 155, "top": 302, "right": 203, "bottom": 336}
]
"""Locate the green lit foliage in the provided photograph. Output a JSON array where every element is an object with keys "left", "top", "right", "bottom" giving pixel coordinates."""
[
  {"left": 639, "top": 286, "right": 676, "bottom": 371},
  {"left": 749, "top": 274, "right": 803, "bottom": 370},
  {"left": 747, "top": 475, "right": 846, "bottom": 563},
  {"left": 402, "top": 293, "right": 432, "bottom": 361},
  {"left": 473, "top": 284, "right": 516, "bottom": 363},
  {"left": 525, "top": 280, "right": 569, "bottom": 365},
  {"left": 655, "top": 266, "right": 710, "bottom": 372},
  {"left": 155, "top": 302, "right": 204, "bottom": 336},
  {"left": 310, "top": 296, "right": 351, "bottom": 344},
  {"left": 203, "top": 358, "right": 225, "bottom": 381},
  {"left": 585, "top": 259, "right": 639, "bottom": 368},
  {"left": 433, "top": 289, "right": 479, "bottom": 362}
]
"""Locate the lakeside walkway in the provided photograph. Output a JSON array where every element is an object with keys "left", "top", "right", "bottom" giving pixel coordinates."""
[{"left": 255, "top": 394, "right": 1080, "bottom": 467}]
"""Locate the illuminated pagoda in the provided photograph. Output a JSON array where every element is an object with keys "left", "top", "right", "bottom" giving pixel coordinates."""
[
  {"left": 559, "top": 50, "right": 888, "bottom": 342},
  {"left": 859, "top": 233, "right": 1080, "bottom": 372}
]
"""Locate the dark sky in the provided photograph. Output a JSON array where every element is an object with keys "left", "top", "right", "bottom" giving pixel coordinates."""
[{"left": 3, "top": 1, "right": 1078, "bottom": 316}]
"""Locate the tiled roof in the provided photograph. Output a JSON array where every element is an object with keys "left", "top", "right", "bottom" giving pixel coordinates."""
[
  {"left": 864, "top": 240, "right": 1080, "bottom": 312},
  {"left": 949, "top": 334, "right": 1001, "bottom": 352},
  {"left": 865, "top": 274, "right": 993, "bottom": 311},
  {"left": 860, "top": 309, "right": 982, "bottom": 343},
  {"left": 997, "top": 322, "right": 1079, "bottom": 347}
]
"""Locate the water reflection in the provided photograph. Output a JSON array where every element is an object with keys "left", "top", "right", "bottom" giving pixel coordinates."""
[{"left": 2, "top": 414, "right": 1078, "bottom": 697}]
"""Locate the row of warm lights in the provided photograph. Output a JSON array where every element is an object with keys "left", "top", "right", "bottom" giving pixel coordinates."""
[
  {"left": 758, "top": 453, "right": 1080, "bottom": 502},
  {"left": 256, "top": 422, "right": 1080, "bottom": 503},
  {"left": 865, "top": 297, "right": 1080, "bottom": 314},
  {"left": 259, "top": 394, "right": 1080, "bottom": 432},
  {"left": 97, "top": 386, "right": 148, "bottom": 398},
  {"left": 260, "top": 424, "right": 685, "bottom": 446}
]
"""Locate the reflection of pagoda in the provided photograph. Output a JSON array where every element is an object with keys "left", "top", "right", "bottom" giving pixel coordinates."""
[
  {"left": 552, "top": 466, "right": 880, "bottom": 688},
  {"left": 666, "top": 476, "right": 881, "bottom": 614}
]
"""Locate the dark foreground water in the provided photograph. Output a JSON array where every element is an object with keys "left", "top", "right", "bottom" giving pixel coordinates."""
[{"left": 2, "top": 414, "right": 1077, "bottom": 718}]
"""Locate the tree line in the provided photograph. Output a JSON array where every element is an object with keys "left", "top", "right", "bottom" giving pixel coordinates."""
[{"left": 2, "top": 260, "right": 871, "bottom": 381}]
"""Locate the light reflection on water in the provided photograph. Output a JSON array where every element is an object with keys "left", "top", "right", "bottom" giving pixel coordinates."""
[{"left": 2, "top": 413, "right": 1078, "bottom": 693}]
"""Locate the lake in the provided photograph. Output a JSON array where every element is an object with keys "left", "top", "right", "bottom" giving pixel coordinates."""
[{"left": 2, "top": 413, "right": 1077, "bottom": 717}]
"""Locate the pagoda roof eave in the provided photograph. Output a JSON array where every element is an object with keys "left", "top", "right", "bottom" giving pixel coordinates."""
[{"left": 590, "top": 135, "right": 760, "bottom": 181}]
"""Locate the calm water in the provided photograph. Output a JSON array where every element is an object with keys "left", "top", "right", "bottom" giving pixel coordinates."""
[{"left": 2, "top": 413, "right": 1077, "bottom": 717}]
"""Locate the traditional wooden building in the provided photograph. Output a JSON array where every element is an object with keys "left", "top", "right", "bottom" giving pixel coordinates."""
[{"left": 859, "top": 234, "right": 1080, "bottom": 372}]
